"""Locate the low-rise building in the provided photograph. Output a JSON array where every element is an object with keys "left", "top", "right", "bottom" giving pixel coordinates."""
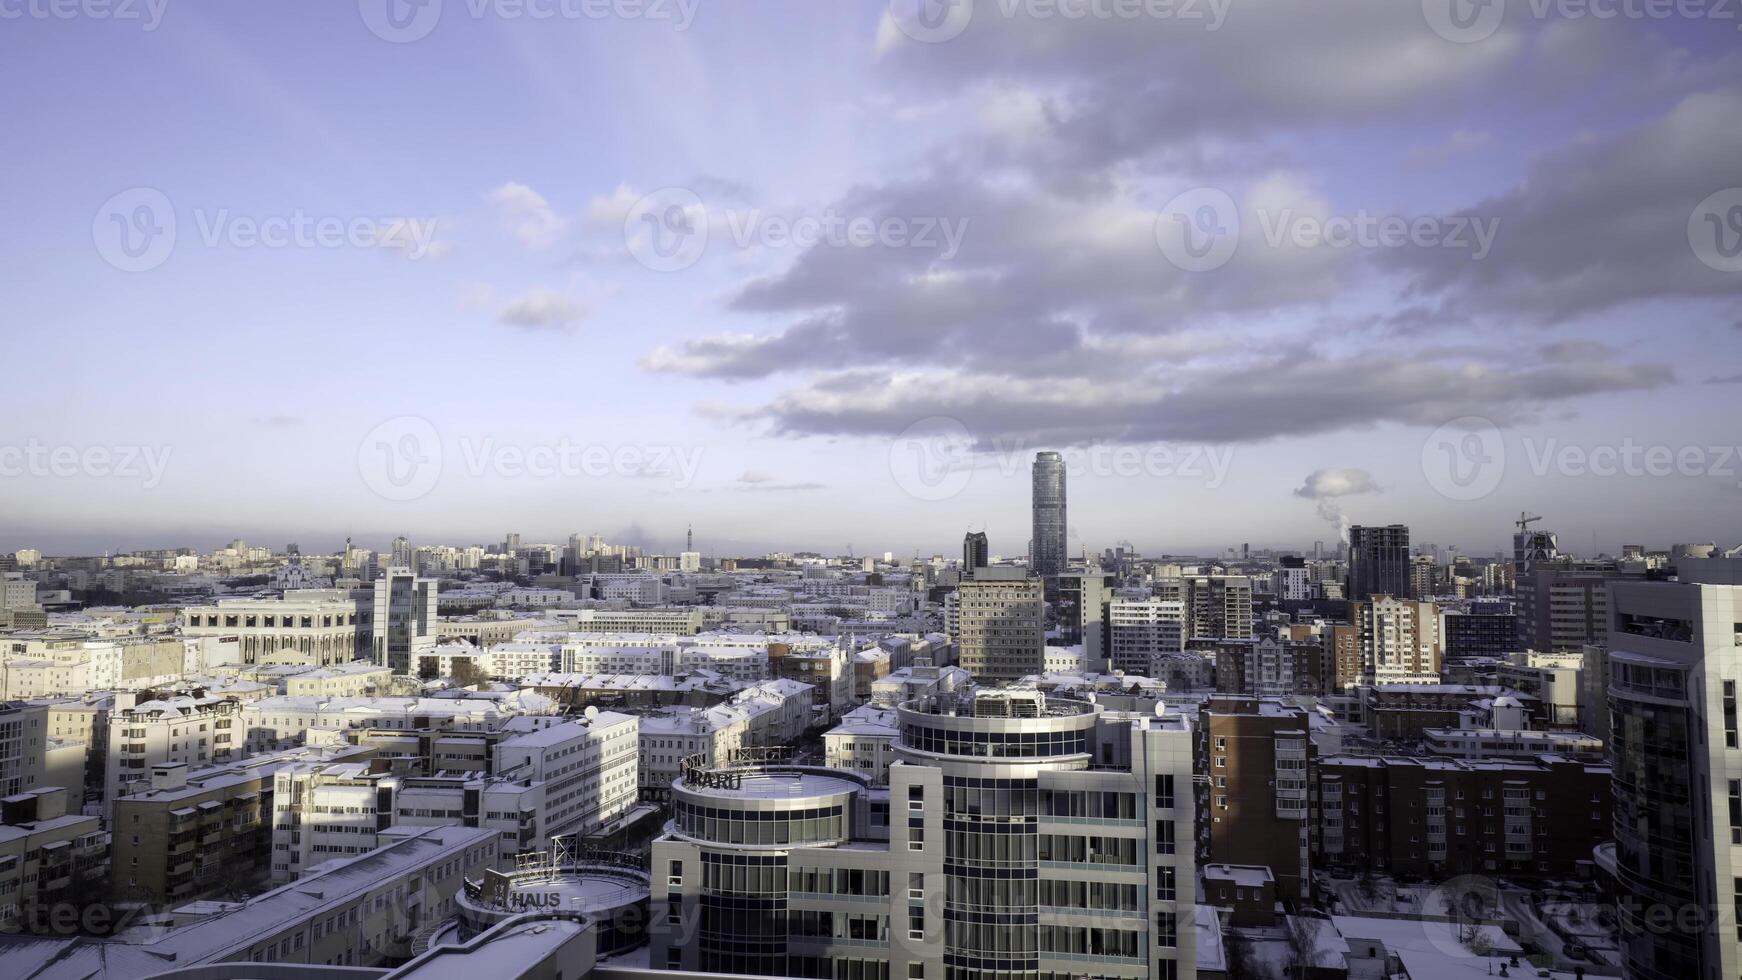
[
  {"left": 110, "top": 745, "right": 376, "bottom": 905},
  {"left": 0, "top": 787, "right": 107, "bottom": 931},
  {"left": 180, "top": 591, "right": 368, "bottom": 667}
]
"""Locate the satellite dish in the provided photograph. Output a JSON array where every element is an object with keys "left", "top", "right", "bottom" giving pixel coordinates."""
[{"left": 584, "top": 706, "right": 599, "bottom": 720}]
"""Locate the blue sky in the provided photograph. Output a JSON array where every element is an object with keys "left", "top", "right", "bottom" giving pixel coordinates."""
[{"left": 2, "top": 0, "right": 1739, "bottom": 559}]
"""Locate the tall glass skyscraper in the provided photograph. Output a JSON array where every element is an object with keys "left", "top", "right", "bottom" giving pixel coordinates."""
[{"left": 1030, "top": 452, "right": 1066, "bottom": 582}]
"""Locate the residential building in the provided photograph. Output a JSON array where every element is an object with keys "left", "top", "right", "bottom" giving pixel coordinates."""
[
  {"left": 1197, "top": 697, "right": 1314, "bottom": 904},
  {"left": 111, "top": 746, "right": 375, "bottom": 904},
  {"left": 1317, "top": 754, "right": 1610, "bottom": 879},
  {"left": 1350, "top": 597, "right": 1442, "bottom": 684},
  {"left": 1109, "top": 598, "right": 1187, "bottom": 677},
  {"left": 104, "top": 692, "right": 244, "bottom": 804},
  {"left": 0, "top": 787, "right": 107, "bottom": 931},
  {"left": 1604, "top": 559, "right": 1742, "bottom": 980}
]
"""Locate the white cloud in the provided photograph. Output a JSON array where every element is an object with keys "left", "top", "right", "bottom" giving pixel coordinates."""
[
  {"left": 1293, "top": 468, "right": 1381, "bottom": 500},
  {"left": 497, "top": 289, "right": 586, "bottom": 331},
  {"left": 487, "top": 181, "right": 568, "bottom": 249}
]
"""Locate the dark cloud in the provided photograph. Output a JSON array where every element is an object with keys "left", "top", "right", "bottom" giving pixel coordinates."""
[
  {"left": 1386, "top": 87, "right": 1742, "bottom": 321},
  {"left": 725, "top": 348, "right": 1670, "bottom": 447}
]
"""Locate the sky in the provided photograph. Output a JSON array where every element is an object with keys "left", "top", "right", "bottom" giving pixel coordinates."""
[{"left": 1, "top": 0, "right": 1740, "bottom": 560}]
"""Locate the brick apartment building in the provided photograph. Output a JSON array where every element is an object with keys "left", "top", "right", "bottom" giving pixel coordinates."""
[
  {"left": 1197, "top": 696, "right": 1315, "bottom": 903},
  {"left": 1317, "top": 754, "right": 1611, "bottom": 879}
]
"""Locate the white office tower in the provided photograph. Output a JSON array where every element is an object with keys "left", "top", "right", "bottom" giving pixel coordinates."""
[
  {"left": 652, "top": 687, "right": 1197, "bottom": 980},
  {"left": 371, "top": 566, "right": 436, "bottom": 674},
  {"left": 1605, "top": 557, "right": 1742, "bottom": 980}
]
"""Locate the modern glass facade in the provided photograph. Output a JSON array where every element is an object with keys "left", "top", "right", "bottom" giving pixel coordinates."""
[
  {"left": 1609, "top": 652, "right": 1700, "bottom": 980},
  {"left": 1031, "top": 453, "right": 1066, "bottom": 582}
]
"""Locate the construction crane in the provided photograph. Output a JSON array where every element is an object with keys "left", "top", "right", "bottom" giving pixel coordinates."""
[{"left": 1515, "top": 512, "right": 1543, "bottom": 534}]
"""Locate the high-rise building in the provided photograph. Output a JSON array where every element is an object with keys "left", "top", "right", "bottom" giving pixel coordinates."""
[
  {"left": 1271, "top": 556, "right": 1309, "bottom": 601},
  {"left": 1155, "top": 576, "right": 1254, "bottom": 640},
  {"left": 1349, "top": 597, "right": 1442, "bottom": 684},
  {"left": 371, "top": 566, "right": 436, "bottom": 674},
  {"left": 1108, "top": 598, "right": 1188, "bottom": 677},
  {"left": 650, "top": 686, "right": 1198, "bottom": 980},
  {"left": 954, "top": 568, "right": 1046, "bottom": 683},
  {"left": 1030, "top": 451, "right": 1067, "bottom": 583},
  {"left": 1347, "top": 524, "right": 1411, "bottom": 600},
  {"left": 961, "top": 531, "right": 989, "bottom": 579},
  {"left": 1054, "top": 571, "right": 1114, "bottom": 671},
  {"left": 1409, "top": 554, "right": 1438, "bottom": 598},
  {"left": 1198, "top": 696, "right": 1314, "bottom": 903},
  {"left": 1443, "top": 598, "right": 1520, "bottom": 664},
  {"left": 389, "top": 535, "right": 414, "bottom": 569},
  {"left": 1605, "top": 558, "right": 1742, "bottom": 980},
  {"left": 1518, "top": 559, "right": 1649, "bottom": 652}
]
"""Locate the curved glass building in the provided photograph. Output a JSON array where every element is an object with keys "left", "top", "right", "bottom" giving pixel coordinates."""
[{"left": 651, "top": 688, "right": 1196, "bottom": 980}]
